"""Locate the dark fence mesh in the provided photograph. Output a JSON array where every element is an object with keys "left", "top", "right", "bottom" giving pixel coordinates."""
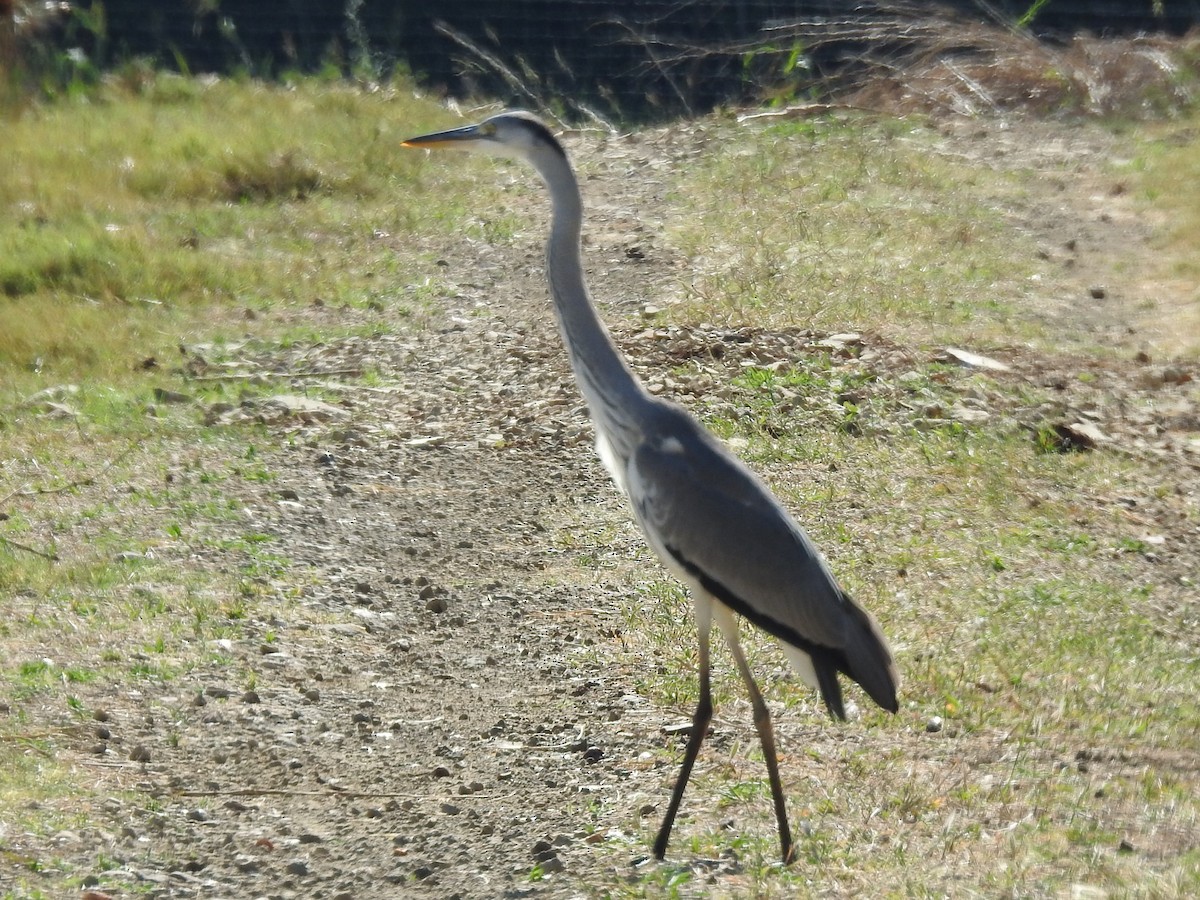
[{"left": 10, "top": 1, "right": 1200, "bottom": 120}]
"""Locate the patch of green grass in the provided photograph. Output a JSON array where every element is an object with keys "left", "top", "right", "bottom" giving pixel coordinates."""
[
  {"left": 1124, "top": 109, "right": 1200, "bottom": 354},
  {"left": 0, "top": 76, "right": 493, "bottom": 396},
  {"left": 0, "top": 418, "right": 296, "bottom": 882},
  {"left": 0, "top": 722, "right": 87, "bottom": 871},
  {"left": 1135, "top": 117, "right": 1200, "bottom": 272},
  {"left": 670, "top": 114, "right": 1036, "bottom": 344},
  {"left": 621, "top": 579, "right": 709, "bottom": 710}
]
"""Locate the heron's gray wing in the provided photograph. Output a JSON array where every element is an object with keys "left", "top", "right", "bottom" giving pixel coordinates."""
[
  {"left": 628, "top": 406, "right": 847, "bottom": 648},
  {"left": 627, "top": 402, "right": 898, "bottom": 715}
]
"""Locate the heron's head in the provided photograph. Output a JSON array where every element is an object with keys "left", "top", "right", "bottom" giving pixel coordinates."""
[{"left": 402, "top": 110, "right": 564, "bottom": 163}]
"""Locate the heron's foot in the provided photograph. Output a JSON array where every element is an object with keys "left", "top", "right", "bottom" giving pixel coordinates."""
[
  {"left": 651, "top": 830, "right": 669, "bottom": 861},
  {"left": 781, "top": 837, "right": 797, "bottom": 866}
]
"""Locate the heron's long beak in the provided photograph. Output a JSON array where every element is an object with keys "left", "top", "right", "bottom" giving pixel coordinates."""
[{"left": 402, "top": 123, "right": 482, "bottom": 150}]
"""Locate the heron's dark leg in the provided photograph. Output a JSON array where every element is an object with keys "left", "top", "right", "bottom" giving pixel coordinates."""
[
  {"left": 717, "top": 607, "right": 795, "bottom": 864},
  {"left": 653, "top": 602, "right": 713, "bottom": 860}
]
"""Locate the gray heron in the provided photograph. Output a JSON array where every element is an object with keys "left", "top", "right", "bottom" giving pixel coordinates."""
[{"left": 403, "top": 111, "right": 898, "bottom": 864}]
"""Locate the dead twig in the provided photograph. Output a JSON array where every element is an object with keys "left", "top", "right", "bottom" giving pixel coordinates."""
[
  {"left": 1, "top": 437, "right": 142, "bottom": 562},
  {"left": 603, "top": 16, "right": 695, "bottom": 118},
  {"left": 12, "top": 437, "right": 140, "bottom": 498},
  {"left": 434, "top": 20, "right": 562, "bottom": 128},
  {"left": 0, "top": 536, "right": 58, "bottom": 561},
  {"left": 943, "top": 57, "right": 1003, "bottom": 117},
  {"left": 736, "top": 103, "right": 866, "bottom": 123},
  {"left": 0, "top": 735, "right": 57, "bottom": 758},
  {"left": 184, "top": 369, "right": 365, "bottom": 382},
  {"left": 169, "top": 785, "right": 491, "bottom": 801}
]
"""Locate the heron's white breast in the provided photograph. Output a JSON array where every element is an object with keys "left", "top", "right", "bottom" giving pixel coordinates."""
[{"left": 595, "top": 432, "right": 628, "bottom": 495}]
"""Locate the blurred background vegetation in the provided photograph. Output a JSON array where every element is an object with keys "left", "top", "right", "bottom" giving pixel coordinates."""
[{"left": 4, "top": 1, "right": 1199, "bottom": 121}]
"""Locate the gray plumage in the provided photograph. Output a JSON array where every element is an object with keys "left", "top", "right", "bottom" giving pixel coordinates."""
[{"left": 403, "top": 110, "right": 898, "bottom": 864}]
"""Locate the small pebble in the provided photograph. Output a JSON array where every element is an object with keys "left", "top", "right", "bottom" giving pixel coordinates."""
[{"left": 925, "top": 716, "right": 944, "bottom": 734}]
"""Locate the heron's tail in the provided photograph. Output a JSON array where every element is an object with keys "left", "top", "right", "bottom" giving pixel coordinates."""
[{"left": 839, "top": 590, "right": 899, "bottom": 715}]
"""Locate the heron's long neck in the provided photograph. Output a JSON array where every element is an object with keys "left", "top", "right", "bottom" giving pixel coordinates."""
[{"left": 534, "top": 149, "right": 649, "bottom": 451}]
